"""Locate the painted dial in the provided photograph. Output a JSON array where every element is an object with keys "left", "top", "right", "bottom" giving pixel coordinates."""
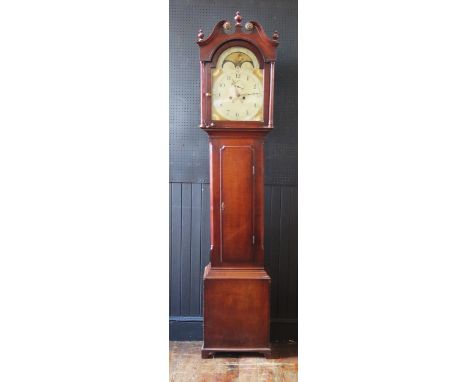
[{"left": 211, "top": 46, "right": 264, "bottom": 122}]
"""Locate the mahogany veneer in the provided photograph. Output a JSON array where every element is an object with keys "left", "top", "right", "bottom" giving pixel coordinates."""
[{"left": 197, "top": 12, "right": 279, "bottom": 358}]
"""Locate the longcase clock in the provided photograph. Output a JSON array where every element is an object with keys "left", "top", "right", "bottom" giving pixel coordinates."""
[{"left": 197, "top": 11, "right": 279, "bottom": 358}]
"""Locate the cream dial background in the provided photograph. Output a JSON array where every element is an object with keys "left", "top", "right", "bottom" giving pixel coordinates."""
[{"left": 211, "top": 47, "right": 264, "bottom": 122}]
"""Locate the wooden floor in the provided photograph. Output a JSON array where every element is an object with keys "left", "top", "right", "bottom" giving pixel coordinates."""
[{"left": 170, "top": 341, "right": 298, "bottom": 382}]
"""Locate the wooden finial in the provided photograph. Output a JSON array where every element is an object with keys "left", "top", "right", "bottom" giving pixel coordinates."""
[
  {"left": 197, "top": 29, "right": 204, "bottom": 41},
  {"left": 234, "top": 11, "right": 242, "bottom": 26},
  {"left": 272, "top": 30, "right": 279, "bottom": 41}
]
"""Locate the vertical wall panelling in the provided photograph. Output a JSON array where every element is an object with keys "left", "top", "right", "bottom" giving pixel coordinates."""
[
  {"left": 180, "top": 183, "right": 192, "bottom": 316},
  {"left": 169, "top": 182, "right": 297, "bottom": 338},
  {"left": 288, "top": 187, "right": 298, "bottom": 318},
  {"left": 170, "top": 182, "right": 182, "bottom": 316},
  {"left": 190, "top": 184, "right": 202, "bottom": 316},
  {"left": 200, "top": 183, "right": 211, "bottom": 314},
  {"left": 278, "top": 187, "right": 291, "bottom": 317},
  {"left": 269, "top": 185, "right": 282, "bottom": 318},
  {"left": 264, "top": 185, "right": 272, "bottom": 287},
  {"left": 169, "top": 183, "right": 172, "bottom": 313}
]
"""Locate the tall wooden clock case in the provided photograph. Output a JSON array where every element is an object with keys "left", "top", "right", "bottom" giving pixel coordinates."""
[{"left": 197, "top": 12, "right": 279, "bottom": 358}]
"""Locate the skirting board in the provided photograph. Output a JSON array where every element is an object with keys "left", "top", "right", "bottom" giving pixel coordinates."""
[{"left": 169, "top": 316, "right": 297, "bottom": 342}]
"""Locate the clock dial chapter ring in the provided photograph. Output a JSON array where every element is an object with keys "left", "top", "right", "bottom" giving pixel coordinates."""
[{"left": 212, "top": 70, "right": 263, "bottom": 121}]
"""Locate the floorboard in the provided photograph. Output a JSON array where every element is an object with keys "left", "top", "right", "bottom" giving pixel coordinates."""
[{"left": 170, "top": 341, "right": 298, "bottom": 381}]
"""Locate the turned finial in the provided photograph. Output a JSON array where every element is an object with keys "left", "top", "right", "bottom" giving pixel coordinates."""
[
  {"left": 197, "top": 29, "right": 204, "bottom": 41},
  {"left": 234, "top": 11, "right": 242, "bottom": 26},
  {"left": 272, "top": 30, "right": 279, "bottom": 41}
]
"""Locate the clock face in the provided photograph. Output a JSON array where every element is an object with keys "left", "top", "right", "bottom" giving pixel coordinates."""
[{"left": 211, "top": 46, "right": 264, "bottom": 122}]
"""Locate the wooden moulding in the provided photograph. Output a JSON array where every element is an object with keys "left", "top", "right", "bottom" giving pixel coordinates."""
[
  {"left": 197, "top": 20, "right": 278, "bottom": 63},
  {"left": 203, "top": 263, "right": 270, "bottom": 280}
]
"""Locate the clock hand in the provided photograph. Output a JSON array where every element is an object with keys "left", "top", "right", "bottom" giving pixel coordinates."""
[
  {"left": 233, "top": 85, "right": 241, "bottom": 98},
  {"left": 231, "top": 79, "right": 244, "bottom": 89},
  {"left": 239, "top": 92, "right": 261, "bottom": 96},
  {"left": 227, "top": 84, "right": 238, "bottom": 99}
]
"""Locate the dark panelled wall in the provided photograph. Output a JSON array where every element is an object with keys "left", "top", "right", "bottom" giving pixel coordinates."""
[{"left": 169, "top": 0, "right": 297, "bottom": 341}]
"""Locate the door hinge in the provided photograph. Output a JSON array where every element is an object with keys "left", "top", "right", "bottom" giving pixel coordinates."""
[
  {"left": 221, "top": 201, "right": 224, "bottom": 211},
  {"left": 252, "top": 235, "right": 255, "bottom": 245},
  {"left": 252, "top": 165, "right": 255, "bottom": 175}
]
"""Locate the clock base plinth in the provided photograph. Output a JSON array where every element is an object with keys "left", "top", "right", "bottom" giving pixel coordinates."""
[
  {"left": 201, "top": 347, "right": 271, "bottom": 359},
  {"left": 202, "top": 263, "right": 271, "bottom": 358}
]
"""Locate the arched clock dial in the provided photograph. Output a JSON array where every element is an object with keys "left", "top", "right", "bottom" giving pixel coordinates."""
[{"left": 211, "top": 46, "right": 264, "bottom": 122}]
